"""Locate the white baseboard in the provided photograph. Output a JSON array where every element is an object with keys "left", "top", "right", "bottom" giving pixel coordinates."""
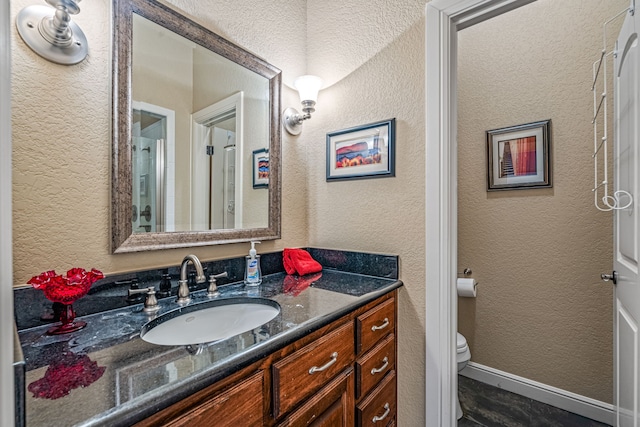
[{"left": 460, "top": 362, "right": 614, "bottom": 425}]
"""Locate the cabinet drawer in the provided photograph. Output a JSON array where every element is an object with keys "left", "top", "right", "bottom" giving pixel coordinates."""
[
  {"left": 165, "top": 371, "right": 263, "bottom": 427},
  {"left": 356, "top": 370, "right": 396, "bottom": 427},
  {"left": 273, "top": 321, "right": 355, "bottom": 418},
  {"left": 356, "top": 298, "right": 395, "bottom": 354},
  {"left": 277, "top": 367, "right": 354, "bottom": 427},
  {"left": 356, "top": 333, "right": 395, "bottom": 399}
]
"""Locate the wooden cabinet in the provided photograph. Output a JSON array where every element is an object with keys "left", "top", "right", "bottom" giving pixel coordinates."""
[
  {"left": 277, "top": 367, "right": 354, "bottom": 427},
  {"left": 356, "top": 334, "right": 395, "bottom": 400},
  {"left": 355, "top": 296, "right": 397, "bottom": 426},
  {"left": 273, "top": 321, "right": 355, "bottom": 417},
  {"left": 356, "top": 371, "right": 396, "bottom": 427},
  {"left": 165, "top": 371, "right": 264, "bottom": 427},
  {"left": 138, "top": 291, "right": 398, "bottom": 427},
  {"left": 137, "top": 370, "right": 265, "bottom": 427},
  {"left": 356, "top": 298, "right": 395, "bottom": 355}
]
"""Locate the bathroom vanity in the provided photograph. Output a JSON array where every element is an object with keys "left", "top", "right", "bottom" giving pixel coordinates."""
[
  {"left": 16, "top": 250, "right": 401, "bottom": 426},
  {"left": 136, "top": 290, "right": 397, "bottom": 427}
]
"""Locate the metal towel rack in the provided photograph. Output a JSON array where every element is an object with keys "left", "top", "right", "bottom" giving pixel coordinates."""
[{"left": 591, "top": 4, "right": 634, "bottom": 212}]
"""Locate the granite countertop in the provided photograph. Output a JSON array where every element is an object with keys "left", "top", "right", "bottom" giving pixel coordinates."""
[{"left": 18, "top": 270, "right": 402, "bottom": 427}]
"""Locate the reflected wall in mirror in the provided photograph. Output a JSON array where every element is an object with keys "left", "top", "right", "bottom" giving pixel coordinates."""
[{"left": 113, "top": 0, "right": 281, "bottom": 253}]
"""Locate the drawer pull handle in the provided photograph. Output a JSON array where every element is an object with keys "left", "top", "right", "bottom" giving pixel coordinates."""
[
  {"left": 370, "top": 357, "right": 389, "bottom": 375},
  {"left": 371, "top": 318, "right": 389, "bottom": 331},
  {"left": 372, "top": 403, "right": 390, "bottom": 423},
  {"left": 308, "top": 352, "right": 338, "bottom": 374}
]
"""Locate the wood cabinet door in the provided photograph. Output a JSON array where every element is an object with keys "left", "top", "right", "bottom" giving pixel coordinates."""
[
  {"left": 356, "top": 370, "right": 396, "bottom": 427},
  {"left": 356, "top": 297, "right": 395, "bottom": 355},
  {"left": 356, "top": 333, "right": 395, "bottom": 399},
  {"left": 273, "top": 321, "right": 355, "bottom": 417},
  {"left": 277, "top": 367, "right": 354, "bottom": 427},
  {"left": 165, "top": 371, "right": 264, "bottom": 427}
]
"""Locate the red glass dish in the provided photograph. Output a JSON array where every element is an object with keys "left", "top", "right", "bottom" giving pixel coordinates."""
[{"left": 28, "top": 268, "right": 104, "bottom": 335}]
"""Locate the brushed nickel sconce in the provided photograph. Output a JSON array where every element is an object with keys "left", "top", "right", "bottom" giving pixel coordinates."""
[
  {"left": 283, "top": 75, "right": 323, "bottom": 135},
  {"left": 16, "top": 0, "right": 88, "bottom": 65}
]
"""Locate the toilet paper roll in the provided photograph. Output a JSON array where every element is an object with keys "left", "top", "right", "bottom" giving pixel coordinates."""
[{"left": 457, "top": 278, "right": 477, "bottom": 298}]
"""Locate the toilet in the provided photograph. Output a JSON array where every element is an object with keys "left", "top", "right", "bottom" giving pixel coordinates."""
[{"left": 456, "top": 332, "right": 471, "bottom": 419}]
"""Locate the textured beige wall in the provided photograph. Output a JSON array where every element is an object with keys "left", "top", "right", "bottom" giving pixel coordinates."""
[
  {"left": 306, "top": 2, "right": 427, "bottom": 425},
  {"left": 11, "top": 0, "right": 624, "bottom": 423},
  {"left": 11, "top": 0, "right": 307, "bottom": 284},
  {"left": 457, "top": 0, "right": 626, "bottom": 403},
  {"left": 306, "top": 0, "right": 428, "bottom": 89}
]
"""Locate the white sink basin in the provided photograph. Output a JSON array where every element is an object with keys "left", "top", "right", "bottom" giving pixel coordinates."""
[{"left": 141, "top": 298, "right": 280, "bottom": 346}]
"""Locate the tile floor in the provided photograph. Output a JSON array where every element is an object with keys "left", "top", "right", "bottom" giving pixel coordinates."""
[{"left": 457, "top": 376, "right": 611, "bottom": 427}]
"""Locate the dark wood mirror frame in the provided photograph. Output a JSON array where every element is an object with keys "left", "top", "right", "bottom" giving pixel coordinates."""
[{"left": 112, "top": 0, "right": 281, "bottom": 253}]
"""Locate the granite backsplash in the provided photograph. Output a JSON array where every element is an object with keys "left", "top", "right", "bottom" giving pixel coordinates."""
[{"left": 14, "top": 248, "right": 399, "bottom": 330}]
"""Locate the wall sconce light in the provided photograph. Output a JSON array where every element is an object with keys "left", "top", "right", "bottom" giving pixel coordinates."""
[
  {"left": 283, "top": 75, "right": 323, "bottom": 135},
  {"left": 16, "top": 0, "right": 89, "bottom": 65}
]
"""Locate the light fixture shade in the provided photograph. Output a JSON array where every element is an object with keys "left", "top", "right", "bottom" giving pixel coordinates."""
[{"left": 294, "top": 75, "right": 323, "bottom": 103}]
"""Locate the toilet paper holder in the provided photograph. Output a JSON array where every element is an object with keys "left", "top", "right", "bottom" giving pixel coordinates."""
[
  {"left": 456, "top": 273, "right": 477, "bottom": 298},
  {"left": 458, "top": 268, "right": 472, "bottom": 276}
]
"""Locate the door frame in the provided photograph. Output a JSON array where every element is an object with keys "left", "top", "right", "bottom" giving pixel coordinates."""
[
  {"left": 0, "top": 0, "right": 13, "bottom": 424},
  {"left": 424, "top": 0, "right": 536, "bottom": 424}
]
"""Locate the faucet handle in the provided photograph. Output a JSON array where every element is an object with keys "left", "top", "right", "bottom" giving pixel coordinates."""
[
  {"left": 207, "top": 271, "right": 228, "bottom": 297},
  {"left": 123, "top": 278, "right": 144, "bottom": 304},
  {"left": 176, "top": 279, "right": 191, "bottom": 305},
  {"left": 210, "top": 271, "right": 228, "bottom": 280},
  {"left": 157, "top": 273, "right": 172, "bottom": 298},
  {"left": 128, "top": 286, "right": 160, "bottom": 313}
]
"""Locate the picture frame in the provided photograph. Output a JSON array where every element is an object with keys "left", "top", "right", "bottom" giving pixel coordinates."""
[
  {"left": 326, "top": 118, "right": 395, "bottom": 181},
  {"left": 486, "top": 119, "right": 551, "bottom": 191},
  {"left": 252, "top": 148, "right": 269, "bottom": 188}
]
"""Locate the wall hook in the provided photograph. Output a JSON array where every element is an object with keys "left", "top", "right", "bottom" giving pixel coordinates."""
[{"left": 16, "top": 0, "right": 88, "bottom": 65}]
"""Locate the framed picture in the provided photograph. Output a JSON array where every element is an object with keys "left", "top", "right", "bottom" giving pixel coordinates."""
[
  {"left": 326, "top": 118, "right": 395, "bottom": 181},
  {"left": 252, "top": 148, "right": 269, "bottom": 188},
  {"left": 486, "top": 119, "right": 551, "bottom": 191}
]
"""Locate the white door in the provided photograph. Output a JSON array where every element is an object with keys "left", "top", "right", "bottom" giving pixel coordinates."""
[{"left": 614, "top": 9, "right": 640, "bottom": 426}]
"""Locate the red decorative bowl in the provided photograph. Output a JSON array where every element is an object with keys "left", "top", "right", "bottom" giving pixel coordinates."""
[{"left": 28, "top": 268, "right": 104, "bottom": 334}]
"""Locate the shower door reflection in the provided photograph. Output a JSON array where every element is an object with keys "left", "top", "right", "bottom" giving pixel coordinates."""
[
  {"left": 223, "top": 144, "right": 236, "bottom": 229},
  {"left": 132, "top": 136, "right": 161, "bottom": 232},
  {"left": 207, "top": 127, "right": 237, "bottom": 230},
  {"left": 132, "top": 105, "right": 175, "bottom": 233}
]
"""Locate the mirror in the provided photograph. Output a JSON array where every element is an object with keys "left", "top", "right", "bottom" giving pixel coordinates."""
[{"left": 112, "top": 0, "right": 281, "bottom": 253}]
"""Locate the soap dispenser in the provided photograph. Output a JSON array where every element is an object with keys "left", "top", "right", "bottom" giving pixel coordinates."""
[{"left": 244, "top": 241, "right": 262, "bottom": 286}]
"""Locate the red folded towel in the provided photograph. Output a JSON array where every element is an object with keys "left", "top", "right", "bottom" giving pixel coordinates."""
[
  {"left": 283, "top": 248, "right": 322, "bottom": 276},
  {"left": 283, "top": 272, "right": 322, "bottom": 296}
]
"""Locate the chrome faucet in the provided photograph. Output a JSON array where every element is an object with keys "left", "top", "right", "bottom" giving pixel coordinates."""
[{"left": 176, "top": 254, "right": 206, "bottom": 304}]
